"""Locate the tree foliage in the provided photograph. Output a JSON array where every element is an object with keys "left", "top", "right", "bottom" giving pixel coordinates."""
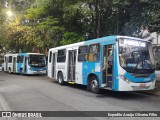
[{"left": 0, "top": 0, "right": 160, "bottom": 53}]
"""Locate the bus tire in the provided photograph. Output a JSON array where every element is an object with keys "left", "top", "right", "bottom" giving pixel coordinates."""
[
  {"left": 89, "top": 76, "right": 101, "bottom": 94},
  {"left": 8, "top": 68, "right": 11, "bottom": 74},
  {"left": 58, "top": 72, "right": 65, "bottom": 85}
]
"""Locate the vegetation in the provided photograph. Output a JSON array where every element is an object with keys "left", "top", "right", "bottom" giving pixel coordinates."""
[{"left": 0, "top": 0, "right": 160, "bottom": 53}]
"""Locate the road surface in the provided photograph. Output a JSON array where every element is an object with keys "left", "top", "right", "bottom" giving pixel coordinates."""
[{"left": 0, "top": 72, "right": 159, "bottom": 120}]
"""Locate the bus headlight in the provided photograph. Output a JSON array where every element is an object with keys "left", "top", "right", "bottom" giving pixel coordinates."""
[{"left": 120, "top": 75, "right": 130, "bottom": 83}]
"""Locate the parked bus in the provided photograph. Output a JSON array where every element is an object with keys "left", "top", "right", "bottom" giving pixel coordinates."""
[
  {"left": 4, "top": 53, "right": 47, "bottom": 75},
  {"left": 48, "top": 36, "right": 156, "bottom": 93}
]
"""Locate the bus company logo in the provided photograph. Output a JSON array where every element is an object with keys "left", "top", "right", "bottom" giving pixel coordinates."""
[
  {"left": 83, "top": 65, "right": 88, "bottom": 69},
  {"left": 58, "top": 65, "right": 65, "bottom": 69},
  {"left": 143, "top": 78, "right": 150, "bottom": 81},
  {"left": 2, "top": 112, "right": 11, "bottom": 117}
]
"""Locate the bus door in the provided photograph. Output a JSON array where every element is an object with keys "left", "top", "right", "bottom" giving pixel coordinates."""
[
  {"left": 102, "top": 44, "right": 113, "bottom": 88},
  {"left": 23, "top": 57, "right": 27, "bottom": 73},
  {"left": 13, "top": 57, "right": 16, "bottom": 73},
  {"left": 52, "top": 52, "right": 56, "bottom": 78},
  {"left": 68, "top": 50, "right": 77, "bottom": 82}
]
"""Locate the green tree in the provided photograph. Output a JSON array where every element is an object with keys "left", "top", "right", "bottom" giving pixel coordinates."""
[
  {"left": 114, "top": 0, "right": 160, "bottom": 36},
  {"left": 1, "top": 0, "right": 160, "bottom": 54}
]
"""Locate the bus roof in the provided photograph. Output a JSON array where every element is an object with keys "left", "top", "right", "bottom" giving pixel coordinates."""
[
  {"left": 49, "top": 35, "right": 150, "bottom": 51},
  {"left": 4, "top": 54, "right": 18, "bottom": 57},
  {"left": 117, "top": 36, "right": 150, "bottom": 42},
  {"left": 18, "top": 53, "right": 45, "bottom": 56},
  {"left": 4, "top": 53, "right": 45, "bottom": 56},
  {"left": 49, "top": 42, "right": 84, "bottom": 51},
  {"left": 49, "top": 36, "right": 117, "bottom": 51}
]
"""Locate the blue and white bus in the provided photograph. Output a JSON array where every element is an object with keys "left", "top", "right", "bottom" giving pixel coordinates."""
[
  {"left": 48, "top": 36, "right": 156, "bottom": 93},
  {"left": 4, "top": 53, "right": 47, "bottom": 75}
]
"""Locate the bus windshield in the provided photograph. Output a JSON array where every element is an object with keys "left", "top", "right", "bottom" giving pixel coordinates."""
[
  {"left": 29, "top": 55, "right": 46, "bottom": 67},
  {"left": 118, "top": 38, "right": 155, "bottom": 74}
]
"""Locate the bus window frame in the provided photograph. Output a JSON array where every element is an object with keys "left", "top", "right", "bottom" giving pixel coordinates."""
[
  {"left": 57, "top": 49, "right": 66, "bottom": 63},
  {"left": 49, "top": 51, "right": 52, "bottom": 63},
  {"left": 9, "top": 56, "right": 12, "bottom": 63},
  {"left": 88, "top": 43, "right": 100, "bottom": 62},
  {"left": 17, "top": 56, "right": 24, "bottom": 63},
  {"left": 78, "top": 45, "right": 89, "bottom": 62}
]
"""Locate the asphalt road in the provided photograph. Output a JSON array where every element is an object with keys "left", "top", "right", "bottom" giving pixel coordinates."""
[{"left": 0, "top": 72, "right": 159, "bottom": 120}]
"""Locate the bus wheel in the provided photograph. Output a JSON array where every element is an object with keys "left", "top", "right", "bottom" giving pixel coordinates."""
[
  {"left": 8, "top": 68, "right": 11, "bottom": 74},
  {"left": 58, "top": 72, "right": 65, "bottom": 85},
  {"left": 89, "top": 76, "right": 100, "bottom": 94}
]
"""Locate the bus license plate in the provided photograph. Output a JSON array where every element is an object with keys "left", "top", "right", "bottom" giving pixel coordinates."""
[{"left": 140, "top": 84, "right": 146, "bottom": 87}]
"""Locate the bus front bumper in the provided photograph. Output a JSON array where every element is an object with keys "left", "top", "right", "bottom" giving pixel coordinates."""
[{"left": 118, "top": 78, "right": 156, "bottom": 91}]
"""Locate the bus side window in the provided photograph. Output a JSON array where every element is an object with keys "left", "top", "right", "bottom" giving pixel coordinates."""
[
  {"left": 88, "top": 44, "right": 100, "bottom": 62},
  {"left": 4, "top": 57, "right": 6, "bottom": 62},
  {"left": 49, "top": 51, "right": 52, "bottom": 63},
  {"left": 57, "top": 49, "right": 66, "bottom": 63},
  {"left": 88, "top": 53, "right": 94, "bottom": 62},
  {"left": 78, "top": 45, "right": 88, "bottom": 62},
  {"left": 17, "top": 56, "right": 23, "bottom": 63},
  {"left": 9, "top": 56, "right": 12, "bottom": 63}
]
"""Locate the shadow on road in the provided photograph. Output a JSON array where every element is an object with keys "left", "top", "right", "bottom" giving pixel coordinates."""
[
  {"left": 97, "top": 90, "right": 148, "bottom": 100},
  {"left": 2, "top": 72, "right": 47, "bottom": 77},
  {"left": 51, "top": 80, "right": 149, "bottom": 100}
]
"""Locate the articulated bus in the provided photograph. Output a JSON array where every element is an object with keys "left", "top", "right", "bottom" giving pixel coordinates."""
[
  {"left": 48, "top": 36, "right": 156, "bottom": 93},
  {"left": 4, "top": 53, "right": 47, "bottom": 75}
]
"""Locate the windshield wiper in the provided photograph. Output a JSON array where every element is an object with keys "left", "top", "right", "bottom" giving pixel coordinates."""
[
  {"left": 143, "top": 60, "right": 152, "bottom": 69},
  {"left": 131, "top": 47, "right": 152, "bottom": 73}
]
